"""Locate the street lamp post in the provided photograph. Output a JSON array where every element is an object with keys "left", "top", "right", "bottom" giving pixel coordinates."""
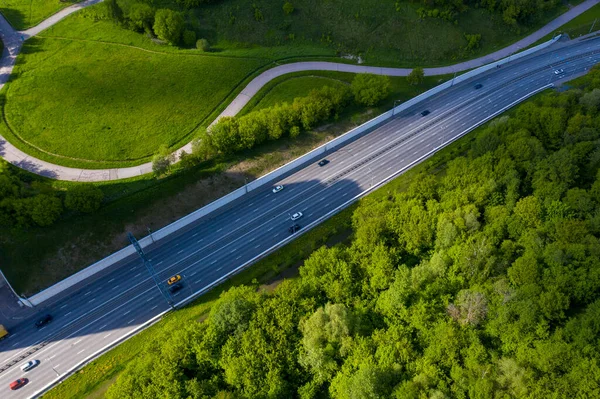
[
  {"left": 46, "top": 357, "right": 60, "bottom": 377},
  {"left": 128, "top": 232, "right": 174, "bottom": 308},
  {"left": 392, "top": 99, "right": 402, "bottom": 116},
  {"left": 147, "top": 227, "right": 154, "bottom": 243}
]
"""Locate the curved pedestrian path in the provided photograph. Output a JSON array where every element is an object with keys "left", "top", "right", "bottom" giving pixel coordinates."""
[{"left": 0, "top": 0, "right": 598, "bottom": 181}]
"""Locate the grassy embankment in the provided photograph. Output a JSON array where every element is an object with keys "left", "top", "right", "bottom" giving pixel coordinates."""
[{"left": 0, "top": 0, "right": 81, "bottom": 30}]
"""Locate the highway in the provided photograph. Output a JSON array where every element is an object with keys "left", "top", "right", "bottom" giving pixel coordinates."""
[{"left": 1, "top": 35, "right": 600, "bottom": 397}]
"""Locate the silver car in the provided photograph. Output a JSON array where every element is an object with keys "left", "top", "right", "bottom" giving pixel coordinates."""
[
  {"left": 20, "top": 360, "right": 39, "bottom": 372},
  {"left": 290, "top": 211, "right": 303, "bottom": 221},
  {"left": 272, "top": 185, "right": 284, "bottom": 193}
]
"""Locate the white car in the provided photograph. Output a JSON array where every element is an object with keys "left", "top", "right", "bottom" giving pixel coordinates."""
[
  {"left": 20, "top": 360, "right": 39, "bottom": 372},
  {"left": 554, "top": 68, "right": 564, "bottom": 75},
  {"left": 290, "top": 211, "right": 303, "bottom": 221},
  {"left": 272, "top": 185, "right": 284, "bottom": 193}
]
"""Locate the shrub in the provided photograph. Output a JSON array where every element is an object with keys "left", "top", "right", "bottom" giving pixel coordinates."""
[
  {"left": 30, "top": 195, "right": 63, "bottom": 227},
  {"left": 196, "top": 38, "right": 210, "bottom": 51},
  {"left": 283, "top": 1, "right": 294, "bottom": 15},
  {"left": 289, "top": 125, "right": 301, "bottom": 138},
  {"left": 464, "top": 33, "right": 482, "bottom": 52},
  {"left": 407, "top": 67, "right": 425, "bottom": 85},
  {"left": 351, "top": 73, "right": 391, "bottom": 106},
  {"left": 65, "top": 185, "right": 104, "bottom": 213},
  {"left": 183, "top": 29, "right": 197, "bottom": 47},
  {"left": 127, "top": 3, "right": 154, "bottom": 33},
  {"left": 153, "top": 9, "right": 185, "bottom": 45},
  {"left": 152, "top": 144, "right": 174, "bottom": 175}
]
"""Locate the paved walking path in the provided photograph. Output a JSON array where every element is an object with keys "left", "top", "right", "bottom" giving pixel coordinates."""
[{"left": 0, "top": 0, "right": 598, "bottom": 181}]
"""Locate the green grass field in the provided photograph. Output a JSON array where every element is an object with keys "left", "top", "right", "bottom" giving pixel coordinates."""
[
  {"left": 3, "top": 36, "right": 266, "bottom": 166},
  {"left": 0, "top": 0, "right": 80, "bottom": 30}
]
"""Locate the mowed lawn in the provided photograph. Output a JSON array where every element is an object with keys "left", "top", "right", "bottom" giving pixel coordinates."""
[
  {"left": 0, "top": 0, "right": 80, "bottom": 30},
  {"left": 3, "top": 36, "right": 266, "bottom": 165}
]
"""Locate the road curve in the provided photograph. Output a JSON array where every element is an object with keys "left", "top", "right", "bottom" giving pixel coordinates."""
[{"left": 0, "top": 0, "right": 598, "bottom": 181}]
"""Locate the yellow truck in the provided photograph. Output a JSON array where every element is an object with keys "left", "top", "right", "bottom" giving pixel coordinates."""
[{"left": 0, "top": 325, "right": 8, "bottom": 340}]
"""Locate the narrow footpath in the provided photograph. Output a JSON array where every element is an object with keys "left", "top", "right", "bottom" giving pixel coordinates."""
[{"left": 0, "top": 0, "right": 598, "bottom": 181}]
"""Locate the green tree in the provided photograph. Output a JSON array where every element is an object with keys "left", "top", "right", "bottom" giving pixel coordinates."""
[
  {"left": 152, "top": 144, "right": 174, "bottom": 176},
  {"left": 127, "top": 3, "right": 154, "bottom": 33},
  {"left": 65, "top": 184, "right": 104, "bottom": 213},
  {"left": 30, "top": 194, "right": 62, "bottom": 226},
  {"left": 579, "top": 88, "right": 600, "bottom": 113},
  {"left": 153, "top": 9, "right": 185, "bottom": 45},
  {"left": 407, "top": 67, "right": 425, "bottom": 85},
  {"left": 351, "top": 74, "right": 391, "bottom": 106},
  {"left": 299, "top": 303, "right": 354, "bottom": 382}
]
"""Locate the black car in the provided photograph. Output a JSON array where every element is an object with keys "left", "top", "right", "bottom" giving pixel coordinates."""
[
  {"left": 289, "top": 224, "right": 301, "bottom": 234},
  {"left": 474, "top": 83, "right": 483, "bottom": 89},
  {"left": 420, "top": 110, "right": 430, "bottom": 117},
  {"left": 169, "top": 282, "right": 183, "bottom": 294},
  {"left": 35, "top": 314, "right": 53, "bottom": 328},
  {"left": 318, "top": 159, "right": 330, "bottom": 167}
]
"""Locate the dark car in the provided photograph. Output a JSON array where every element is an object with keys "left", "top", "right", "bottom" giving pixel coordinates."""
[
  {"left": 35, "top": 314, "right": 52, "bottom": 329},
  {"left": 420, "top": 110, "right": 430, "bottom": 117},
  {"left": 168, "top": 282, "right": 183, "bottom": 294},
  {"left": 318, "top": 159, "right": 330, "bottom": 167},
  {"left": 9, "top": 378, "right": 28, "bottom": 390},
  {"left": 288, "top": 224, "right": 301, "bottom": 234},
  {"left": 474, "top": 83, "right": 483, "bottom": 89}
]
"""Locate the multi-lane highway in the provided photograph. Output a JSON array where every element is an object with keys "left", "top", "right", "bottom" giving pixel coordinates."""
[{"left": 1, "top": 35, "right": 600, "bottom": 398}]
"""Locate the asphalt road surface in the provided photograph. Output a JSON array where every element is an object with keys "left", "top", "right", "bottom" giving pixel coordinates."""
[{"left": 2, "top": 36, "right": 600, "bottom": 398}]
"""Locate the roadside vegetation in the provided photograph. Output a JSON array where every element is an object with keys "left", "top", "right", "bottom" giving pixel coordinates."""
[
  {"left": 0, "top": 0, "right": 81, "bottom": 30},
  {"left": 0, "top": 70, "right": 447, "bottom": 294},
  {"left": 44, "top": 64, "right": 600, "bottom": 399}
]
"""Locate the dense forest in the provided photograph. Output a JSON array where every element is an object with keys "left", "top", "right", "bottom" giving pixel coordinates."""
[{"left": 106, "top": 69, "right": 600, "bottom": 398}]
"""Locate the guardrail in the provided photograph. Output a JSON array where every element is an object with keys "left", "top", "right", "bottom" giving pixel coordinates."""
[{"left": 25, "top": 35, "right": 561, "bottom": 306}]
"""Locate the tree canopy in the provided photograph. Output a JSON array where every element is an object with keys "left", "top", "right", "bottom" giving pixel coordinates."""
[{"left": 107, "top": 66, "right": 600, "bottom": 399}]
